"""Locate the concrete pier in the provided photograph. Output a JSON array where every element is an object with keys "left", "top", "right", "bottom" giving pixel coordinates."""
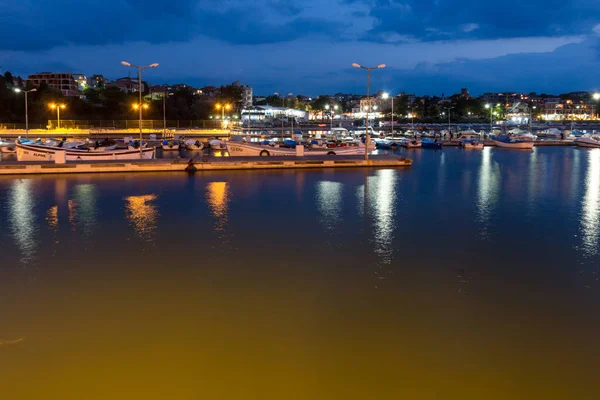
[{"left": 0, "top": 155, "right": 412, "bottom": 175}]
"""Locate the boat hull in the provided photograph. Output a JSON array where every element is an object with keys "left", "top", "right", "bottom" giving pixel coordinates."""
[
  {"left": 226, "top": 142, "right": 365, "bottom": 157},
  {"left": 0, "top": 145, "right": 16, "bottom": 153},
  {"left": 493, "top": 140, "right": 534, "bottom": 149},
  {"left": 16, "top": 144, "right": 155, "bottom": 161}
]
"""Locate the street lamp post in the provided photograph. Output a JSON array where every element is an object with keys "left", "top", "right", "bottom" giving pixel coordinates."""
[
  {"left": 162, "top": 91, "right": 173, "bottom": 138},
  {"left": 215, "top": 103, "right": 231, "bottom": 120},
  {"left": 352, "top": 63, "right": 386, "bottom": 160},
  {"left": 444, "top": 106, "right": 453, "bottom": 137},
  {"left": 529, "top": 105, "right": 537, "bottom": 131},
  {"left": 49, "top": 103, "right": 66, "bottom": 130},
  {"left": 382, "top": 92, "right": 394, "bottom": 135},
  {"left": 593, "top": 93, "right": 600, "bottom": 119},
  {"left": 485, "top": 104, "right": 493, "bottom": 135},
  {"left": 14, "top": 88, "right": 37, "bottom": 138},
  {"left": 325, "top": 104, "right": 339, "bottom": 133},
  {"left": 121, "top": 61, "right": 159, "bottom": 158}
]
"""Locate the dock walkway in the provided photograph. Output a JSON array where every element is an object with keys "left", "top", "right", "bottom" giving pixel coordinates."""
[{"left": 0, "top": 155, "right": 412, "bottom": 175}]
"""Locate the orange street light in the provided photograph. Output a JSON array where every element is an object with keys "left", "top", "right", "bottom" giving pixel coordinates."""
[
  {"left": 215, "top": 103, "right": 232, "bottom": 119},
  {"left": 49, "top": 103, "right": 66, "bottom": 129},
  {"left": 133, "top": 103, "right": 149, "bottom": 110}
]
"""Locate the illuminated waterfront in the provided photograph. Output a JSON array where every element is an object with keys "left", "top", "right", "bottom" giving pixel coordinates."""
[{"left": 1, "top": 146, "right": 599, "bottom": 399}]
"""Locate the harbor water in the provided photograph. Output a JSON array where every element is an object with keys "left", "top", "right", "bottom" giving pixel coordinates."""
[{"left": 1, "top": 146, "right": 599, "bottom": 399}]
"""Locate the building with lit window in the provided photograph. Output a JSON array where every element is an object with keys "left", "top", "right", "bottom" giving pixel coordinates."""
[{"left": 27, "top": 72, "right": 79, "bottom": 96}]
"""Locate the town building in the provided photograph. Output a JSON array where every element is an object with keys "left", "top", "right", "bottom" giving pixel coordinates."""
[
  {"left": 72, "top": 74, "right": 87, "bottom": 91},
  {"left": 541, "top": 98, "right": 595, "bottom": 121},
  {"left": 27, "top": 72, "right": 79, "bottom": 96},
  {"left": 87, "top": 74, "right": 107, "bottom": 89},
  {"left": 105, "top": 77, "right": 146, "bottom": 94}
]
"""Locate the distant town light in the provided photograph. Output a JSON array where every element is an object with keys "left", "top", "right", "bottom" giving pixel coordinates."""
[
  {"left": 593, "top": 93, "right": 600, "bottom": 100},
  {"left": 485, "top": 104, "right": 490, "bottom": 109}
]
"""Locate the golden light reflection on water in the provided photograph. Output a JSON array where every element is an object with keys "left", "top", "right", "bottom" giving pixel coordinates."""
[
  {"left": 8, "top": 179, "right": 37, "bottom": 263},
  {"left": 206, "top": 182, "right": 231, "bottom": 233},
  {"left": 125, "top": 194, "right": 159, "bottom": 242},
  {"left": 477, "top": 147, "right": 501, "bottom": 239},
  {"left": 581, "top": 149, "right": 600, "bottom": 257},
  {"left": 46, "top": 206, "right": 58, "bottom": 231}
]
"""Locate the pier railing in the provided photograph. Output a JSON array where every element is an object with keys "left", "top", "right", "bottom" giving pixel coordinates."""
[{"left": 46, "top": 120, "right": 225, "bottom": 130}]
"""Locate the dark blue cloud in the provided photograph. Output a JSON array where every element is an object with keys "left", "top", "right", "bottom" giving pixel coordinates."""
[{"left": 351, "top": 0, "right": 600, "bottom": 42}]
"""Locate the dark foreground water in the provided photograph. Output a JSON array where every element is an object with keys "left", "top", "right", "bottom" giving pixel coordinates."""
[{"left": 1, "top": 147, "right": 599, "bottom": 399}]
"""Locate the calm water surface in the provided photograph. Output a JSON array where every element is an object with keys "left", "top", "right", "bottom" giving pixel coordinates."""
[{"left": 1, "top": 147, "right": 599, "bottom": 399}]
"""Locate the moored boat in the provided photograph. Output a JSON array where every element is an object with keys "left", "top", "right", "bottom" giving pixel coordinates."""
[
  {"left": 209, "top": 139, "right": 226, "bottom": 150},
  {"left": 421, "top": 138, "right": 443, "bottom": 150},
  {"left": 574, "top": 134, "right": 600, "bottom": 148},
  {"left": 460, "top": 139, "right": 484, "bottom": 150},
  {"left": 226, "top": 141, "right": 366, "bottom": 157},
  {"left": 185, "top": 139, "right": 205, "bottom": 151},
  {"left": 0, "top": 140, "right": 16, "bottom": 153},
  {"left": 491, "top": 135, "right": 534, "bottom": 149},
  {"left": 161, "top": 140, "right": 180, "bottom": 151},
  {"left": 16, "top": 143, "right": 155, "bottom": 161},
  {"left": 400, "top": 138, "right": 422, "bottom": 148}
]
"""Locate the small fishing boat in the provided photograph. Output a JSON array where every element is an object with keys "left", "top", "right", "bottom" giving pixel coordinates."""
[
  {"left": 460, "top": 139, "right": 484, "bottom": 150},
  {"left": 0, "top": 140, "right": 16, "bottom": 153},
  {"left": 16, "top": 143, "right": 155, "bottom": 161},
  {"left": 491, "top": 135, "right": 534, "bottom": 149},
  {"left": 185, "top": 139, "right": 205, "bottom": 151},
  {"left": 374, "top": 138, "right": 394, "bottom": 149},
  {"left": 574, "top": 134, "right": 600, "bottom": 148},
  {"left": 457, "top": 129, "right": 481, "bottom": 141},
  {"left": 209, "top": 139, "right": 226, "bottom": 150},
  {"left": 400, "top": 138, "right": 422, "bottom": 148},
  {"left": 161, "top": 140, "right": 180, "bottom": 151},
  {"left": 421, "top": 138, "right": 443, "bottom": 150},
  {"left": 226, "top": 141, "right": 366, "bottom": 157}
]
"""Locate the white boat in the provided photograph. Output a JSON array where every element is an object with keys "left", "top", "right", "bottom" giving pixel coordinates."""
[
  {"left": 491, "top": 136, "right": 534, "bottom": 149},
  {"left": 460, "top": 139, "right": 484, "bottom": 150},
  {"left": 538, "top": 128, "right": 562, "bottom": 138},
  {"left": 226, "top": 142, "right": 366, "bottom": 157},
  {"left": 574, "top": 134, "right": 600, "bottom": 148},
  {"left": 161, "top": 140, "right": 180, "bottom": 151},
  {"left": 0, "top": 140, "right": 16, "bottom": 153},
  {"left": 16, "top": 143, "right": 155, "bottom": 161},
  {"left": 400, "top": 138, "right": 422, "bottom": 148},
  {"left": 209, "top": 139, "right": 226, "bottom": 150},
  {"left": 508, "top": 128, "right": 537, "bottom": 142},
  {"left": 457, "top": 129, "right": 481, "bottom": 141},
  {"left": 185, "top": 139, "right": 205, "bottom": 151}
]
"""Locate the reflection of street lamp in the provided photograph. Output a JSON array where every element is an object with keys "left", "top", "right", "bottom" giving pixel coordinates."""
[
  {"left": 14, "top": 88, "right": 36, "bottom": 138},
  {"left": 352, "top": 62, "right": 386, "bottom": 161},
  {"left": 121, "top": 60, "right": 159, "bottom": 158},
  {"left": 49, "top": 103, "right": 66, "bottom": 130}
]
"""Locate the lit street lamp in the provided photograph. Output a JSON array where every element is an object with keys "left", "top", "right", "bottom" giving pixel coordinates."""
[
  {"left": 485, "top": 104, "right": 493, "bottom": 134},
  {"left": 14, "top": 88, "right": 36, "bottom": 138},
  {"left": 121, "top": 61, "right": 159, "bottom": 158},
  {"left": 444, "top": 106, "right": 453, "bottom": 134},
  {"left": 325, "top": 104, "right": 339, "bottom": 132},
  {"left": 593, "top": 93, "right": 600, "bottom": 119},
  {"left": 215, "top": 103, "right": 232, "bottom": 120},
  {"left": 352, "top": 62, "right": 386, "bottom": 161},
  {"left": 49, "top": 103, "right": 66, "bottom": 130},
  {"left": 163, "top": 91, "right": 173, "bottom": 137}
]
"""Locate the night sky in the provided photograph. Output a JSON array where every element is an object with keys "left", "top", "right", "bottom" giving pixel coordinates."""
[{"left": 1, "top": 0, "right": 599, "bottom": 95}]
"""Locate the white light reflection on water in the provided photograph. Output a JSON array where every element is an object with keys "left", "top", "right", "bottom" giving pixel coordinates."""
[
  {"left": 316, "top": 181, "right": 343, "bottom": 236},
  {"left": 369, "top": 169, "right": 398, "bottom": 275},
  {"left": 477, "top": 147, "right": 501, "bottom": 239},
  {"left": 580, "top": 150, "right": 600, "bottom": 257},
  {"left": 72, "top": 184, "right": 97, "bottom": 237},
  {"left": 125, "top": 194, "right": 159, "bottom": 242},
  {"left": 8, "top": 179, "right": 37, "bottom": 263},
  {"left": 206, "top": 182, "right": 232, "bottom": 237}
]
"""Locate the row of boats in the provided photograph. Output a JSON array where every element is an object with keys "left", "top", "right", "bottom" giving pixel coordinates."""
[{"left": 0, "top": 137, "right": 216, "bottom": 161}]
